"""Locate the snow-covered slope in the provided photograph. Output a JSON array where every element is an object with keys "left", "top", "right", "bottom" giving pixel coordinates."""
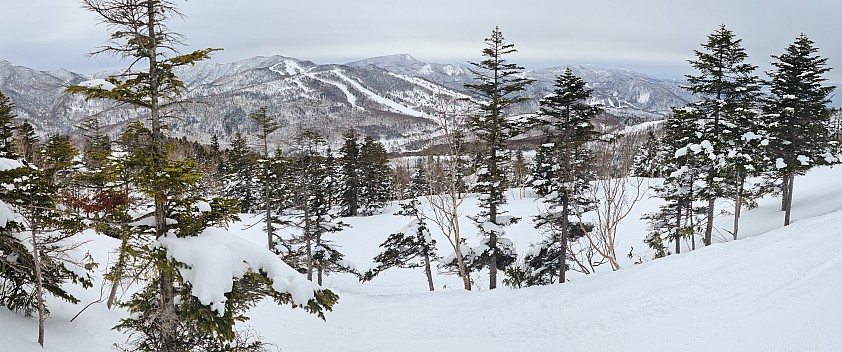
[
  {"left": 2, "top": 54, "right": 694, "bottom": 147},
  {"left": 3, "top": 166, "right": 842, "bottom": 351},
  {"left": 349, "top": 54, "right": 696, "bottom": 119}
]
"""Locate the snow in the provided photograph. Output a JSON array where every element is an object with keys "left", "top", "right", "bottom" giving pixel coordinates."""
[
  {"left": 5, "top": 167, "right": 842, "bottom": 351},
  {"left": 0, "top": 200, "right": 14, "bottom": 228},
  {"left": 797, "top": 155, "right": 811, "bottom": 165},
  {"left": 158, "top": 227, "right": 320, "bottom": 313},
  {"left": 77, "top": 79, "right": 116, "bottom": 91},
  {"left": 776, "top": 158, "right": 788, "bottom": 169},
  {"left": 332, "top": 69, "right": 426, "bottom": 117},
  {"left": 195, "top": 200, "right": 212, "bottom": 213},
  {"left": 0, "top": 157, "right": 24, "bottom": 171}
]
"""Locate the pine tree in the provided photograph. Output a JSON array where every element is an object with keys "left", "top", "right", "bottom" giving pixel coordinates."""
[
  {"left": 763, "top": 34, "right": 837, "bottom": 226},
  {"left": 464, "top": 26, "right": 533, "bottom": 289},
  {"left": 683, "top": 25, "right": 761, "bottom": 245},
  {"left": 528, "top": 69, "right": 601, "bottom": 284}
]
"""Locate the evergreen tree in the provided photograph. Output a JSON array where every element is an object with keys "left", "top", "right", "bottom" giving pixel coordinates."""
[
  {"left": 359, "top": 136, "right": 392, "bottom": 215},
  {"left": 285, "top": 131, "right": 350, "bottom": 285},
  {"left": 338, "top": 128, "right": 362, "bottom": 216},
  {"left": 0, "top": 151, "right": 92, "bottom": 346},
  {"left": 0, "top": 91, "right": 16, "bottom": 158},
  {"left": 528, "top": 69, "right": 601, "bottom": 284},
  {"left": 40, "top": 134, "right": 80, "bottom": 187},
  {"left": 15, "top": 121, "right": 39, "bottom": 165},
  {"left": 464, "top": 26, "right": 533, "bottom": 289},
  {"left": 364, "top": 165, "right": 438, "bottom": 291},
  {"left": 763, "top": 34, "right": 837, "bottom": 226},
  {"left": 222, "top": 132, "right": 259, "bottom": 213},
  {"left": 249, "top": 107, "right": 281, "bottom": 251},
  {"left": 68, "top": 2, "right": 335, "bottom": 350},
  {"left": 682, "top": 25, "right": 762, "bottom": 245},
  {"left": 630, "top": 130, "right": 662, "bottom": 178},
  {"left": 642, "top": 108, "right": 706, "bottom": 256}
]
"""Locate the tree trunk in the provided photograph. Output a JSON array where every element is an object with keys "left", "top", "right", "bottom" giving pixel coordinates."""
[
  {"left": 489, "top": 229, "right": 497, "bottom": 290},
  {"left": 781, "top": 174, "right": 790, "bottom": 211},
  {"left": 784, "top": 173, "right": 795, "bottom": 226},
  {"left": 107, "top": 232, "right": 130, "bottom": 309},
  {"left": 733, "top": 177, "right": 744, "bottom": 240},
  {"left": 689, "top": 205, "right": 696, "bottom": 251},
  {"left": 423, "top": 251, "right": 435, "bottom": 292},
  {"left": 559, "top": 197, "right": 569, "bottom": 283},
  {"left": 675, "top": 204, "right": 682, "bottom": 254},
  {"left": 454, "top": 238, "right": 471, "bottom": 291},
  {"left": 31, "top": 227, "right": 45, "bottom": 347},
  {"left": 704, "top": 197, "right": 715, "bottom": 246}
]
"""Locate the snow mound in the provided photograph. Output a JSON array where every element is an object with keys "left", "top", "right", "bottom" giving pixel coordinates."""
[{"left": 158, "top": 227, "right": 320, "bottom": 313}]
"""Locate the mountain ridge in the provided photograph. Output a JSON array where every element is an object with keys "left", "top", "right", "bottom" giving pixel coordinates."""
[{"left": 0, "top": 54, "right": 692, "bottom": 148}]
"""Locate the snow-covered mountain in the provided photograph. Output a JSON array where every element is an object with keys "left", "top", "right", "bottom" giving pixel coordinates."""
[
  {"left": 0, "top": 54, "right": 692, "bottom": 147},
  {"left": 349, "top": 54, "right": 695, "bottom": 120}
]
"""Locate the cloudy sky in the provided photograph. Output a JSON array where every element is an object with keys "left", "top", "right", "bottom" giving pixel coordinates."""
[{"left": 2, "top": 0, "right": 842, "bottom": 81}]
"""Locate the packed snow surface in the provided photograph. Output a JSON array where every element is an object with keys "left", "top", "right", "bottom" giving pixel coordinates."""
[{"left": 3, "top": 166, "right": 842, "bottom": 351}]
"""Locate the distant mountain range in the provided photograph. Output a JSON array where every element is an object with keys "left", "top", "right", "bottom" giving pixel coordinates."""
[{"left": 0, "top": 54, "right": 696, "bottom": 149}]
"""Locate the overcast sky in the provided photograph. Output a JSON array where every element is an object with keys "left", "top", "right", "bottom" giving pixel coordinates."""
[{"left": 3, "top": 0, "right": 842, "bottom": 81}]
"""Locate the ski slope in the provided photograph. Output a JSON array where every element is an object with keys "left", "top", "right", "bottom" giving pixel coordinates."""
[{"left": 3, "top": 166, "right": 842, "bottom": 351}]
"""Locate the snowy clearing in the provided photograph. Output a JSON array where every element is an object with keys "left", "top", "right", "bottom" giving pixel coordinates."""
[{"left": 3, "top": 166, "right": 842, "bottom": 351}]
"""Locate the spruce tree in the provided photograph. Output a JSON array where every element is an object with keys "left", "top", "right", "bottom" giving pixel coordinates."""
[
  {"left": 763, "top": 34, "right": 836, "bottom": 226},
  {"left": 528, "top": 69, "right": 600, "bottom": 284},
  {"left": 683, "top": 25, "right": 761, "bottom": 245},
  {"left": 464, "top": 26, "right": 533, "bottom": 289}
]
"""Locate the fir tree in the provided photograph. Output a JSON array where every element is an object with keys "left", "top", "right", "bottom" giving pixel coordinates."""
[
  {"left": 528, "top": 68, "right": 601, "bottom": 284},
  {"left": 763, "top": 34, "right": 837, "bottom": 226},
  {"left": 15, "top": 121, "right": 39, "bottom": 165},
  {"left": 683, "top": 25, "right": 762, "bottom": 245},
  {"left": 464, "top": 26, "right": 533, "bottom": 289}
]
